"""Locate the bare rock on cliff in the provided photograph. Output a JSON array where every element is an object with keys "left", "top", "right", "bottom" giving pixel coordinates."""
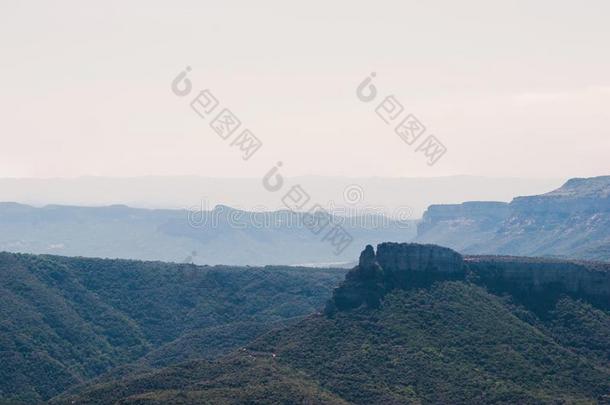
[
  {"left": 327, "top": 243, "right": 610, "bottom": 314},
  {"left": 416, "top": 176, "right": 610, "bottom": 260}
]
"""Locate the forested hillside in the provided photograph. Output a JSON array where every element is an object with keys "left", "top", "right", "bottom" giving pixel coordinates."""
[
  {"left": 53, "top": 244, "right": 610, "bottom": 404},
  {"left": 0, "top": 252, "right": 345, "bottom": 403}
]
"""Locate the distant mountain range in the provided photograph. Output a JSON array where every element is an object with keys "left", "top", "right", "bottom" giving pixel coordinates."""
[
  {"left": 0, "top": 175, "right": 562, "bottom": 217},
  {"left": 416, "top": 176, "right": 610, "bottom": 260},
  {"left": 0, "top": 203, "right": 415, "bottom": 266},
  {"left": 1, "top": 176, "right": 607, "bottom": 265},
  {"left": 49, "top": 243, "right": 610, "bottom": 404}
]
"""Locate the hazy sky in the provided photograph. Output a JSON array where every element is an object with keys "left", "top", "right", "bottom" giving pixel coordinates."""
[{"left": 1, "top": 0, "right": 609, "bottom": 179}]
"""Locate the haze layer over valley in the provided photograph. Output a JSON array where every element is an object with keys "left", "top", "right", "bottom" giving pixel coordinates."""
[{"left": 0, "top": 176, "right": 562, "bottom": 218}]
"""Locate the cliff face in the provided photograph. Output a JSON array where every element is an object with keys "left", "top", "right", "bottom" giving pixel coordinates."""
[
  {"left": 375, "top": 242, "right": 464, "bottom": 275},
  {"left": 416, "top": 202, "right": 510, "bottom": 252},
  {"left": 327, "top": 243, "right": 610, "bottom": 314},
  {"left": 327, "top": 243, "right": 465, "bottom": 313},
  {"left": 467, "top": 256, "right": 610, "bottom": 311},
  {"left": 416, "top": 176, "right": 610, "bottom": 261},
  {"left": 418, "top": 201, "right": 509, "bottom": 232}
]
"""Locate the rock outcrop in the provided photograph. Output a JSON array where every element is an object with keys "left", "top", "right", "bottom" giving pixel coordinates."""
[
  {"left": 327, "top": 243, "right": 466, "bottom": 313},
  {"left": 375, "top": 242, "right": 464, "bottom": 275},
  {"left": 327, "top": 243, "right": 610, "bottom": 314}
]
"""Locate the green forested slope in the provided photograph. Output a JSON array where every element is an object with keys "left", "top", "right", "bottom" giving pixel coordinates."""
[
  {"left": 55, "top": 281, "right": 610, "bottom": 404},
  {"left": 251, "top": 283, "right": 610, "bottom": 404},
  {"left": 54, "top": 245, "right": 610, "bottom": 405},
  {"left": 0, "top": 252, "right": 345, "bottom": 403}
]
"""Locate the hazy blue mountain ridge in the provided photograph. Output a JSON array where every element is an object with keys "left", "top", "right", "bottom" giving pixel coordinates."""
[
  {"left": 0, "top": 202, "right": 415, "bottom": 266},
  {"left": 416, "top": 176, "right": 610, "bottom": 260}
]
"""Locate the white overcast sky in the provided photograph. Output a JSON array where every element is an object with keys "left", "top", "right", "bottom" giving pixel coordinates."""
[{"left": 0, "top": 0, "right": 609, "bottom": 179}]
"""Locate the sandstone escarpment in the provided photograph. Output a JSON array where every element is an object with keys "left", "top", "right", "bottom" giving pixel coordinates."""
[
  {"left": 327, "top": 243, "right": 610, "bottom": 314},
  {"left": 327, "top": 243, "right": 466, "bottom": 313},
  {"left": 416, "top": 176, "right": 610, "bottom": 260},
  {"left": 466, "top": 255, "right": 610, "bottom": 311},
  {"left": 417, "top": 201, "right": 509, "bottom": 235}
]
